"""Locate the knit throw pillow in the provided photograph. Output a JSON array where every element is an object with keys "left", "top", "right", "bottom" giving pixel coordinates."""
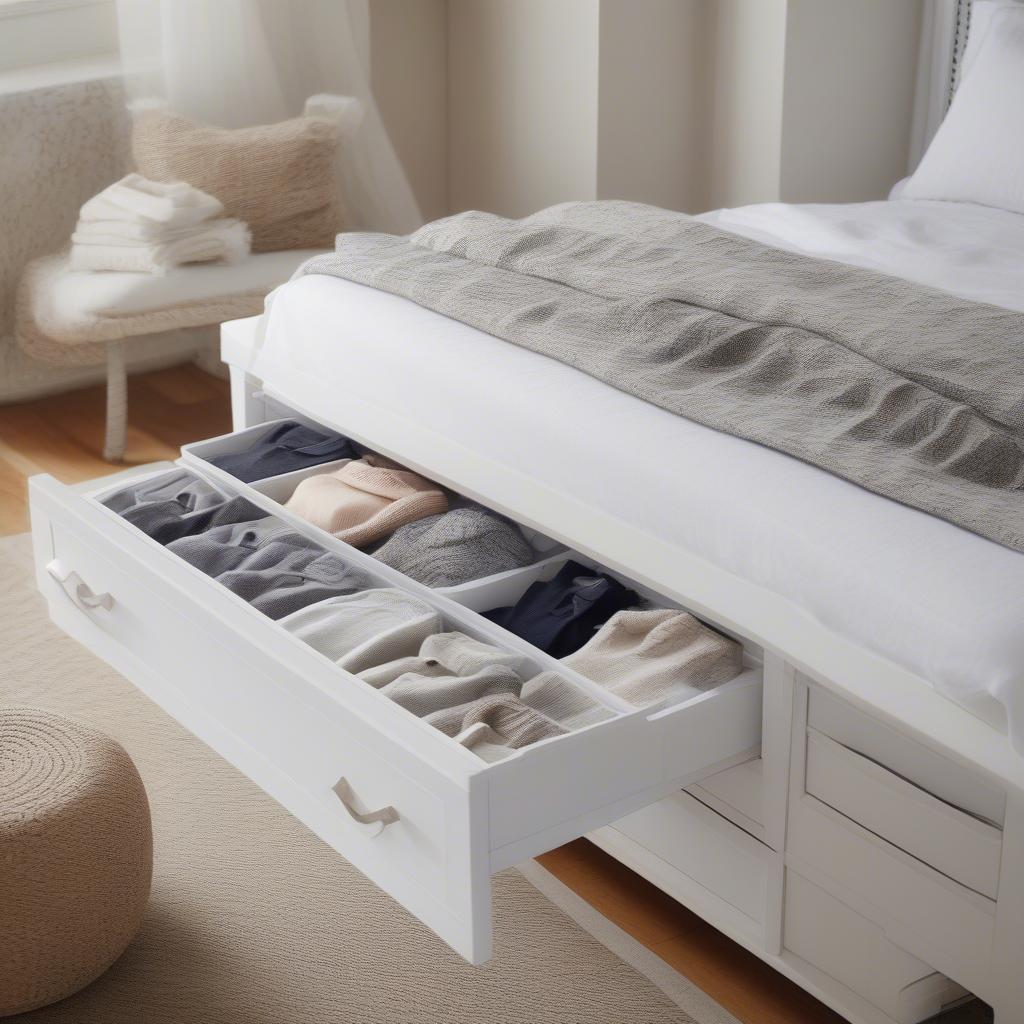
[{"left": 131, "top": 107, "right": 342, "bottom": 252}]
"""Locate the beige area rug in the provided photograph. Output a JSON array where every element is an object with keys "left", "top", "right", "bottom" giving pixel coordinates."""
[{"left": 0, "top": 534, "right": 738, "bottom": 1024}]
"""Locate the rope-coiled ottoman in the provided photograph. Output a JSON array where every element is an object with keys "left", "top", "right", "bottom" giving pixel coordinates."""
[{"left": 0, "top": 707, "right": 152, "bottom": 1016}]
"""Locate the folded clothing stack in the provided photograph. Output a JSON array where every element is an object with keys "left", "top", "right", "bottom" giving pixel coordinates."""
[
  {"left": 206, "top": 421, "right": 360, "bottom": 483},
  {"left": 284, "top": 454, "right": 449, "bottom": 548},
  {"left": 71, "top": 173, "right": 250, "bottom": 274},
  {"left": 371, "top": 506, "right": 543, "bottom": 588},
  {"left": 483, "top": 560, "right": 640, "bottom": 658},
  {"left": 277, "top": 589, "right": 444, "bottom": 673},
  {"left": 101, "top": 469, "right": 265, "bottom": 545},
  {"left": 360, "top": 631, "right": 600, "bottom": 760},
  {"left": 562, "top": 608, "right": 743, "bottom": 707},
  {"left": 167, "top": 517, "right": 372, "bottom": 620}
]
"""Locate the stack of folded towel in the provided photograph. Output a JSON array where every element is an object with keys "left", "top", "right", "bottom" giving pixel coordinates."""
[{"left": 71, "top": 173, "right": 250, "bottom": 274}]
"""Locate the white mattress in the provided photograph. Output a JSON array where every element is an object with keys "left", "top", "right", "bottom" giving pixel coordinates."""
[{"left": 247, "top": 198, "right": 1024, "bottom": 747}]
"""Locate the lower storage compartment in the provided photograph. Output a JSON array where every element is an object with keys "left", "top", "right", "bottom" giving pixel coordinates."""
[
  {"left": 686, "top": 756, "right": 764, "bottom": 839},
  {"left": 783, "top": 870, "right": 968, "bottom": 1024},
  {"left": 594, "top": 790, "right": 771, "bottom": 933}
]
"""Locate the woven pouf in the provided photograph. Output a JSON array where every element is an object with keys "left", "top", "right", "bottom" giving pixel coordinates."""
[{"left": 0, "top": 707, "right": 152, "bottom": 1016}]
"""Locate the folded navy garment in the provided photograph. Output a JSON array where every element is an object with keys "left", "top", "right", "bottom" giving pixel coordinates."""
[
  {"left": 166, "top": 516, "right": 372, "bottom": 619},
  {"left": 205, "top": 421, "right": 360, "bottom": 483},
  {"left": 103, "top": 469, "right": 267, "bottom": 545},
  {"left": 482, "top": 560, "right": 639, "bottom": 658}
]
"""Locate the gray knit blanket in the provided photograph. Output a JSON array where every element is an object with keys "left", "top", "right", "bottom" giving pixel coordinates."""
[{"left": 298, "top": 200, "right": 1024, "bottom": 552}]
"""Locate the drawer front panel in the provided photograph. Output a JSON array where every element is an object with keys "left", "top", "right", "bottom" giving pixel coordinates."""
[
  {"left": 805, "top": 729, "right": 1001, "bottom": 899},
  {"left": 784, "top": 870, "right": 966, "bottom": 1024},
  {"left": 807, "top": 687, "right": 1004, "bottom": 827},
  {"left": 787, "top": 795, "right": 995, "bottom": 999},
  {"left": 34, "top": 488, "right": 488, "bottom": 961}
]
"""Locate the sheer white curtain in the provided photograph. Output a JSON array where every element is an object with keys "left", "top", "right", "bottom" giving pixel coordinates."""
[{"left": 115, "top": 0, "right": 422, "bottom": 234}]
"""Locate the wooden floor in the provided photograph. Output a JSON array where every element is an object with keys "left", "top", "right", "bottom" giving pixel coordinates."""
[{"left": 0, "top": 365, "right": 849, "bottom": 1023}]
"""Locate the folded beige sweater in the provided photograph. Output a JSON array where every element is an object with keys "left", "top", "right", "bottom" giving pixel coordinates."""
[
  {"left": 562, "top": 608, "right": 743, "bottom": 708},
  {"left": 284, "top": 455, "right": 448, "bottom": 548}
]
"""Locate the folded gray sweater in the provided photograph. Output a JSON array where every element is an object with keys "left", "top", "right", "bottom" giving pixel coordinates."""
[
  {"left": 371, "top": 507, "right": 538, "bottom": 587},
  {"left": 166, "top": 516, "right": 371, "bottom": 619}
]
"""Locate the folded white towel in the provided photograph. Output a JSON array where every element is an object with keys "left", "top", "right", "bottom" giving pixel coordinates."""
[
  {"left": 78, "top": 173, "right": 223, "bottom": 228},
  {"left": 70, "top": 219, "right": 251, "bottom": 274},
  {"left": 72, "top": 218, "right": 211, "bottom": 245}
]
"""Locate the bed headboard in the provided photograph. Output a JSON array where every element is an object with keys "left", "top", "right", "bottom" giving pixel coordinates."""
[{"left": 909, "top": 0, "right": 1014, "bottom": 170}]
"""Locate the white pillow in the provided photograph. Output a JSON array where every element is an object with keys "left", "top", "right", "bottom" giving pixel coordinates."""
[{"left": 903, "top": 7, "right": 1024, "bottom": 214}]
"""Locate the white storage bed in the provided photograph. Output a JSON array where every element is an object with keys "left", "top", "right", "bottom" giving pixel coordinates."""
[{"left": 28, "top": 16, "right": 1024, "bottom": 1020}]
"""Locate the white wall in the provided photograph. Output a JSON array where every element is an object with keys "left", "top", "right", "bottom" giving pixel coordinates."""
[
  {"left": 447, "top": 0, "right": 600, "bottom": 217},
  {"left": 597, "top": 0, "right": 710, "bottom": 213},
  {"left": 444, "top": 0, "right": 925, "bottom": 216},
  {"left": 780, "top": 0, "right": 922, "bottom": 203},
  {"left": 708, "top": 0, "right": 788, "bottom": 210},
  {"left": 370, "top": 0, "right": 449, "bottom": 222}
]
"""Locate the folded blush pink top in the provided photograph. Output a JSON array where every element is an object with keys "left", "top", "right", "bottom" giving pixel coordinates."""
[{"left": 284, "top": 455, "right": 448, "bottom": 548}]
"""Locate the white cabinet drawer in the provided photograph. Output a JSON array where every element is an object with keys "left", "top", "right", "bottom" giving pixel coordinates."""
[
  {"left": 30, "top": 467, "right": 762, "bottom": 965},
  {"left": 784, "top": 871, "right": 967, "bottom": 1024},
  {"left": 807, "top": 687, "right": 1004, "bottom": 829},
  {"left": 805, "top": 729, "right": 1002, "bottom": 899}
]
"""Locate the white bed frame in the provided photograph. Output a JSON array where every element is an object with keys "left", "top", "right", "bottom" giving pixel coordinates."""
[
  {"left": 218, "top": 306, "right": 1023, "bottom": 1023},
  {"left": 26, "top": 6, "right": 1020, "bottom": 1021},
  {"left": 210, "top": 28, "right": 1024, "bottom": 1014}
]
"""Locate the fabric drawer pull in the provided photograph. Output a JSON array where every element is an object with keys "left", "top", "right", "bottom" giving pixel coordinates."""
[
  {"left": 332, "top": 776, "right": 399, "bottom": 836},
  {"left": 46, "top": 560, "right": 114, "bottom": 612}
]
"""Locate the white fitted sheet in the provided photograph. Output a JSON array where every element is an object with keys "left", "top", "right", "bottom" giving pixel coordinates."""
[{"left": 247, "top": 199, "right": 1024, "bottom": 745}]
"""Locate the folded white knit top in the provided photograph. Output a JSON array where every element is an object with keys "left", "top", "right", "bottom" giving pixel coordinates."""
[
  {"left": 562, "top": 608, "right": 743, "bottom": 707},
  {"left": 71, "top": 174, "right": 250, "bottom": 274},
  {"left": 278, "top": 589, "right": 442, "bottom": 674}
]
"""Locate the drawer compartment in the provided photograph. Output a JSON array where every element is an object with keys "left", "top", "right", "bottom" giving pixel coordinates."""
[
  {"left": 784, "top": 871, "right": 967, "bottom": 1023},
  {"left": 686, "top": 757, "right": 764, "bottom": 839},
  {"left": 601, "top": 790, "right": 770, "bottom": 928},
  {"left": 805, "top": 729, "right": 1001, "bottom": 899},
  {"left": 30, "top": 463, "right": 763, "bottom": 965}
]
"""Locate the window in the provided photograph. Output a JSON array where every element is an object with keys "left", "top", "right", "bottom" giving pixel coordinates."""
[{"left": 0, "top": 0, "right": 118, "bottom": 77}]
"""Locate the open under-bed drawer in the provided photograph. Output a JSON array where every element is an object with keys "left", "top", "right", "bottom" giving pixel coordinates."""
[{"left": 29, "top": 423, "right": 763, "bottom": 965}]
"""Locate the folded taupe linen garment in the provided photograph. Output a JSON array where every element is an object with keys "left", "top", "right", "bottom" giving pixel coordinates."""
[
  {"left": 284, "top": 455, "right": 448, "bottom": 548},
  {"left": 166, "top": 517, "right": 371, "bottom": 620},
  {"left": 358, "top": 631, "right": 526, "bottom": 717},
  {"left": 561, "top": 608, "right": 743, "bottom": 707},
  {"left": 426, "top": 674, "right": 614, "bottom": 762},
  {"left": 358, "top": 630, "right": 525, "bottom": 687},
  {"left": 278, "top": 589, "right": 442, "bottom": 673},
  {"left": 298, "top": 200, "right": 1024, "bottom": 552},
  {"left": 426, "top": 693, "right": 568, "bottom": 749}
]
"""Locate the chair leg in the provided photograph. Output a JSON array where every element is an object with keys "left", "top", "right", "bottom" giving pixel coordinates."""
[{"left": 103, "top": 340, "right": 127, "bottom": 463}]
